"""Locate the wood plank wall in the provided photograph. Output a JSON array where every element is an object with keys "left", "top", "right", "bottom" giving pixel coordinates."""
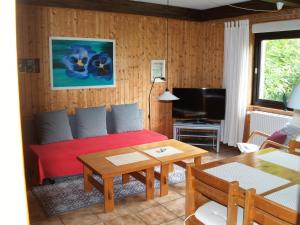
[
  {"left": 16, "top": 5, "right": 224, "bottom": 138},
  {"left": 16, "top": 5, "right": 300, "bottom": 139}
]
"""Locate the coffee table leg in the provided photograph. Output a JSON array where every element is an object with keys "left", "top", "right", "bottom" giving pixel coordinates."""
[
  {"left": 103, "top": 177, "right": 114, "bottom": 212},
  {"left": 122, "top": 174, "right": 130, "bottom": 184},
  {"left": 194, "top": 156, "right": 201, "bottom": 167},
  {"left": 83, "top": 166, "right": 93, "bottom": 192},
  {"left": 160, "top": 164, "right": 169, "bottom": 196},
  {"left": 145, "top": 168, "right": 154, "bottom": 200}
]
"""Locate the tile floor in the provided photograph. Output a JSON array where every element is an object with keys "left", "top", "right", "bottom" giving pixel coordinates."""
[{"left": 28, "top": 145, "right": 240, "bottom": 225}]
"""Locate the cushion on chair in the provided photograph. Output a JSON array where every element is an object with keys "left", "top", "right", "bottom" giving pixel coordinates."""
[
  {"left": 264, "top": 130, "right": 287, "bottom": 148},
  {"left": 194, "top": 201, "right": 257, "bottom": 225},
  {"left": 37, "top": 109, "right": 73, "bottom": 144},
  {"left": 75, "top": 106, "right": 107, "bottom": 138},
  {"left": 237, "top": 143, "right": 260, "bottom": 153}
]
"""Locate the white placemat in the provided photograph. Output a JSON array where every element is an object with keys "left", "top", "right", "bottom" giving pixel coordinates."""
[
  {"left": 204, "top": 162, "right": 290, "bottom": 194},
  {"left": 143, "top": 146, "right": 183, "bottom": 158},
  {"left": 257, "top": 151, "right": 300, "bottom": 172},
  {"left": 266, "top": 185, "right": 300, "bottom": 211},
  {"left": 105, "top": 152, "right": 149, "bottom": 166}
]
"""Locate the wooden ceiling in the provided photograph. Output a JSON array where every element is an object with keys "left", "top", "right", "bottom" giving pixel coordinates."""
[{"left": 17, "top": 0, "right": 300, "bottom": 21}]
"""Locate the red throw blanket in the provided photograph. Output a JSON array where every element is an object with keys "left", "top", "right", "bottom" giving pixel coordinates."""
[{"left": 30, "top": 130, "right": 167, "bottom": 184}]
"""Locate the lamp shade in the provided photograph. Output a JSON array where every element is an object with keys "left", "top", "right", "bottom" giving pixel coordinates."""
[
  {"left": 158, "top": 89, "right": 179, "bottom": 101},
  {"left": 288, "top": 82, "right": 300, "bottom": 110}
]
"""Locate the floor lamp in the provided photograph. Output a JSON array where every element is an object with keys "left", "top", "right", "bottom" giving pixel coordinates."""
[
  {"left": 148, "top": 0, "right": 179, "bottom": 130},
  {"left": 148, "top": 77, "right": 179, "bottom": 130}
]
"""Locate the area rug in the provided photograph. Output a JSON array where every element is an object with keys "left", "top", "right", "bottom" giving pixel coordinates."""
[{"left": 32, "top": 165, "right": 186, "bottom": 216}]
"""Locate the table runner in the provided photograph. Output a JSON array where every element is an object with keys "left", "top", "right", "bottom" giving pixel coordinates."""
[
  {"left": 257, "top": 151, "right": 300, "bottom": 172},
  {"left": 204, "top": 162, "right": 290, "bottom": 194},
  {"left": 265, "top": 185, "right": 300, "bottom": 211},
  {"left": 105, "top": 152, "right": 149, "bottom": 166},
  {"left": 143, "top": 146, "right": 182, "bottom": 158}
]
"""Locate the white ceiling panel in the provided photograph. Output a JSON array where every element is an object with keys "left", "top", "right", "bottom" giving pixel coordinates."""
[{"left": 131, "top": 0, "right": 250, "bottom": 10}]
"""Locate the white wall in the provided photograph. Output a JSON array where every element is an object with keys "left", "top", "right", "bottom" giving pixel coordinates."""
[{"left": 0, "top": 0, "right": 29, "bottom": 224}]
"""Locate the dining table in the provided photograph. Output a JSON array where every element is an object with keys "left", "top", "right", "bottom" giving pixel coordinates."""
[{"left": 199, "top": 148, "right": 300, "bottom": 216}]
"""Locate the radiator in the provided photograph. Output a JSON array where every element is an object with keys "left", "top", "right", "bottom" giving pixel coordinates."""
[{"left": 249, "top": 111, "right": 291, "bottom": 145}]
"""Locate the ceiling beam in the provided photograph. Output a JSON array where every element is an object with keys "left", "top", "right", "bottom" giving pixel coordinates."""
[
  {"left": 17, "top": 0, "right": 298, "bottom": 22},
  {"left": 17, "top": 0, "right": 204, "bottom": 21},
  {"left": 202, "top": 0, "right": 279, "bottom": 21}
]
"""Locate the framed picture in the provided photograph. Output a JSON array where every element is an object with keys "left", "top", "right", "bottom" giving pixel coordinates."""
[
  {"left": 49, "top": 36, "right": 116, "bottom": 90},
  {"left": 151, "top": 60, "right": 166, "bottom": 83}
]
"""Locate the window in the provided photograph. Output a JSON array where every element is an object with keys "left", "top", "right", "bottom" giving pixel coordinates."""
[{"left": 252, "top": 31, "right": 300, "bottom": 109}]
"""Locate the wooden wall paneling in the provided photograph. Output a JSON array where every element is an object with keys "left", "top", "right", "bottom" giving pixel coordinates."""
[
  {"left": 123, "top": 15, "right": 130, "bottom": 106},
  {"left": 66, "top": 9, "right": 81, "bottom": 112},
  {"left": 143, "top": 17, "right": 166, "bottom": 132},
  {"left": 108, "top": 14, "right": 118, "bottom": 108},
  {"left": 208, "top": 23, "right": 215, "bottom": 87},
  {"left": 39, "top": 7, "right": 49, "bottom": 113},
  {"left": 138, "top": 17, "right": 146, "bottom": 128},
  {"left": 19, "top": 7, "right": 33, "bottom": 118},
  {"left": 20, "top": 5, "right": 294, "bottom": 137},
  {"left": 16, "top": 6, "right": 26, "bottom": 118},
  {"left": 189, "top": 22, "right": 198, "bottom": 88},
  {"left": 203, "top": 23, "right": 209, "bottom": 87},
  {"left": 114, "top": 14, "right": 122, "bottom": 107},
  {"left": 212, "top": 22, "right": 224, "bottom": 88},
  {"left": 50, "top": 8, "right": 73, "bottom": 112}
]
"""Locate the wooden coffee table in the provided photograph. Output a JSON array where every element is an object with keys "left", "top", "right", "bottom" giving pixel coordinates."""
[
  {"left": 77, "top": 147, "right": 160, "bottom": 212},
  {"left": 132, "top": 139, "right": 208, "bottom": 196}
]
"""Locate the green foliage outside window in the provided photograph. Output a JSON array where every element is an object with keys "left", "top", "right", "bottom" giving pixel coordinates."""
[{"left": 261, "top": 39, "right": 300, "bottom": 104}]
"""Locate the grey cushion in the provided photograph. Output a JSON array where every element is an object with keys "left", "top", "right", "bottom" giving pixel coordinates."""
[
  {"left": 37, "top": 109, "right": 73, "bottom": 144},
  {"left": 75, "top": 106, "right": 107, "bottom": 138},
  {"left": 68, "top": 115, "right": 77, "bottom": 138},
  {"left": 106, "top": 110, "right": 144, "bottom": 133},
  {"left": 111, "top": 103, "right": 143, "bottom": 133},
  {"left": 106, "top": 111, "right": 114, "bottom": 134}
]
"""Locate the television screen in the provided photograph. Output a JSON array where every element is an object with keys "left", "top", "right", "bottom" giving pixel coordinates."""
[{"left": 172, "top": 88, "right": 226, "bottom": 120}]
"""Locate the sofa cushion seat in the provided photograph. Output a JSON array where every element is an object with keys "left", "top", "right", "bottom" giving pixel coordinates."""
[{"left": 30, "top": 129, "right": 167, "bottom": 184}]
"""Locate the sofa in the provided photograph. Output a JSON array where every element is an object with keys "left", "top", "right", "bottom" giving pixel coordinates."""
[{"left": 28, "top": 104, "right": 167, "bottom": 184}]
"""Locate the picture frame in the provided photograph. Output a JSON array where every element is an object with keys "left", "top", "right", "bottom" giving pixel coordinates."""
[
  {"left": 151, "top": 59, "right": 166, "bottom": 83},
  {"left": 49, "top": 36, "right": 116, "bottom": 90}
]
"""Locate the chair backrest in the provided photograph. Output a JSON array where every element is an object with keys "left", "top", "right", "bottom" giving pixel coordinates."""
[
  {"left": 186, "top": 165, "right": 240, "bottom": 225},
  {"left": 289, "top": 139, "right": 300, "bottom": 154},
  {"left": 243, "top": 189, "right": 298, "bottom": 225}
]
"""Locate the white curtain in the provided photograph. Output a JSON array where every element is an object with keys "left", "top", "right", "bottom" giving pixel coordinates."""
[{"left": 222, "top": 20, "right": 250, "bottom": 146}]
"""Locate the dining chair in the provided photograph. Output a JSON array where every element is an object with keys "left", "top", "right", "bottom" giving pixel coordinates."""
[
  {"left": 288, "top": 139, "right": 300, "bottom": 155},
  {"left": 243, "top": 189, "right": 298, "bottom": 225},
  {"left": 185, "top": 164, "right": 242, "bottom": 225}
]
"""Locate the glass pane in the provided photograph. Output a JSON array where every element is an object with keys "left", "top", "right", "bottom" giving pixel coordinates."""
[{"left": 258, "top": 38, "right": 300, "bottom": 104}]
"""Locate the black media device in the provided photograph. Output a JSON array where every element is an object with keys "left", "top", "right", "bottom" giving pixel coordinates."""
[{"left": 172, "top": 88, "right": 226, "bottom": 123}]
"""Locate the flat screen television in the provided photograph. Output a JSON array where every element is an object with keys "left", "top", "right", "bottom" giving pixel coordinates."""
[{"left": 172, "top": 88, "right": 226, "bottom": 121}]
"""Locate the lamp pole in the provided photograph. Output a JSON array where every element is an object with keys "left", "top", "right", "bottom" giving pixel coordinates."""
[{"left": 148, "top": 77, "right": 166, "bottom": 130}]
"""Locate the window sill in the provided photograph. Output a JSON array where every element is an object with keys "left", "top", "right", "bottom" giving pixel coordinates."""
[{"left": 247, "top": 105, "right": 293, "bottom": 116}]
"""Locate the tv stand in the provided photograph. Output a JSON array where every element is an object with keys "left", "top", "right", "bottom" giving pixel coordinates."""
[
  {"left": 173, "top": 120, "right": 221, "bottom": 153},
  {"left": 180, "top": 119, "right": 218, "bottom": 125},
  {"left": 192, "top": 120, "right": 209, "bottom": 125}
]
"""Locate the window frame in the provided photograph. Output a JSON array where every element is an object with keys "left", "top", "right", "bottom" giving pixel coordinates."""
[{"left": 252, "top": 30, "right": 300, "bottom": 109}]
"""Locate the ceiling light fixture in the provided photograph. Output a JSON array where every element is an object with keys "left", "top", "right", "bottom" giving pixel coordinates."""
[
  {"left": 276, "top": 1, "right": 285, "bottom": 10},
  {"left": 157, "top": 0, "right": 179, "bottom": 102},
  {"left": 210, "top": 0, "right": 285, "bottom": 13}
]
